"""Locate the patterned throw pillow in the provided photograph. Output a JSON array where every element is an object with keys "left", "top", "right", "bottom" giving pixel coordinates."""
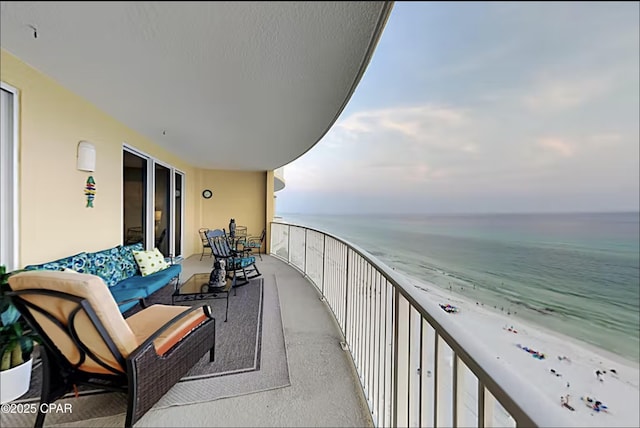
[
  {"left": 120, "top": 242, "right": 144, "bottom": 278},
  {"left": 132, "top": 248, "right": 169, "bottom": 277},
  {"left": 87, "top": 247, "right": 126, "bottom": 287}
]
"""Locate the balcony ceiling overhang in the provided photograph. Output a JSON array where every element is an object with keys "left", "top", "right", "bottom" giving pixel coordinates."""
[{"left": 0, "top": 1, "right": 393, "bottom": 171}]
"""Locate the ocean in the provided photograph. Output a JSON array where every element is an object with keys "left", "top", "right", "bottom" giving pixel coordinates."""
[{"left": 278, "top": 212, "right": 640, "bottom": 363}]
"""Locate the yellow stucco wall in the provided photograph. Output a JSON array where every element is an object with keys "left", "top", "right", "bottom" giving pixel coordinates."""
[
  {"left": 1, "top": 49, "right": 269, "bottom": 266},
  {"left": 196, "top": 169, "right": 267, "bottom": 240}
]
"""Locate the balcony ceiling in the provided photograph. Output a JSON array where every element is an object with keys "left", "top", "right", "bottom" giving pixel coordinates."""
[{"left": 0, "top": 1, "right": 392, "bottom": 171}]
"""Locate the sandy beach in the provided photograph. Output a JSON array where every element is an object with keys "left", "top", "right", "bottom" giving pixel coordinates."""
[{"left": 402, "top": 273, "right": 640, "bottom": 427}]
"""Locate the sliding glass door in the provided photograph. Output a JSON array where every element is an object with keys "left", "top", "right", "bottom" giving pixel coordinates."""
[{"left": 123, "top": 146, "right": 184, "bottom": 259}]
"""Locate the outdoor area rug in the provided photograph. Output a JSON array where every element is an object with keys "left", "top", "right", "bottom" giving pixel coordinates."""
[{"left": 2, "top": 274, "right": 290, "bottom": 427}]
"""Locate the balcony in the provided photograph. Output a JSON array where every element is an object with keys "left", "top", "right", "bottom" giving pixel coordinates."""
[
  {"left": 0, "top": 227, "right": 603, "bottom": 427},
  {"left": 126, "top": 221, "right": 576, "bottom": 427}
]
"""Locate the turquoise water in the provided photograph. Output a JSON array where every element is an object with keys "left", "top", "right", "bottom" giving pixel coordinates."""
[{"left": 279, "top": 212, "right": 640, "bottom": 362}]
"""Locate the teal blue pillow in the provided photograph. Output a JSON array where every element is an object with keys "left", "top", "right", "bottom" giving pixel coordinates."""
[
  {"left": 25, "top": 252, "right": 90, "bottom": 274},
  {"left": 86, "top": 247, "right": 125, "bottom": 287}
]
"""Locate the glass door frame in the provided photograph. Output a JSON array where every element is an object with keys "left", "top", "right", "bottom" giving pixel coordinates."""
[
  {"left": 173, "top": 170, "right": 185, "bottom": 260},
  {"left": 0, "top": 82, "right": 20, "bottom": 270}
]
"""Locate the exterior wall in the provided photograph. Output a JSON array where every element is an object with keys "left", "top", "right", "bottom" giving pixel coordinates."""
[
  {"left": 1, "top": 49, "right": 270, "bottom": 266},
  {"left": 196, "top": 169, "right": 267, "bottom": 240}
]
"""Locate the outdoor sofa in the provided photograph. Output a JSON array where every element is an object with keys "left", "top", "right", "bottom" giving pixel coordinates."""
[{"left": 24, "top": 243, "right": 180, "bottom": 314}]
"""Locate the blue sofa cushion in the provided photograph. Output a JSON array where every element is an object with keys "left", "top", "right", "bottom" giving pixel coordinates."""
[
  {"left": 87, "top": 247, "right": 125, "bottom": 287},
  {"left": 115, "top": 264, "right": 181, "bottom": 295},
  {"left": 110, "top": 287, "right": 148, "bottom": 311},
  {"left": 24, "top": 252, "right": 91, "bottom": 274}
]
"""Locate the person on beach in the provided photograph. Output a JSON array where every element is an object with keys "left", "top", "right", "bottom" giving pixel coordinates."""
[{"left": 561, "top": 394, "right": 575, "bottom": 411}]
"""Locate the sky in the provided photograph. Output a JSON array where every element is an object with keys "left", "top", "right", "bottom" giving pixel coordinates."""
[{"left": 276, "top": 2, "right": 640, "bottom": 215}]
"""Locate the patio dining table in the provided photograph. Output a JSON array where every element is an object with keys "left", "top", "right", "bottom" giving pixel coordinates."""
[{"left": 230, "top": 226, "right": 247, "bottom": 250}]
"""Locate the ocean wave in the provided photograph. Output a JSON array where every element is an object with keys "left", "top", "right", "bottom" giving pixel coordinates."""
[{"left": 503, "top": 298, "right": 558, "bottom": 316}]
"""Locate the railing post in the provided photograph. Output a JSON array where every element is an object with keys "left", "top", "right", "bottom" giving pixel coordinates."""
[
  {"left": 453, "top": 354, "right": 458, "bottom": 428},
  {"left": 418, "top": 318, "right": 424, "bottom": 427},
  {"left": 303, "top": 228, "right": 307, "bottom": 276},
  {"left": 287, "top": 224, "right": 291, "bottom": 264},
  {"left": 407, "top": 302, "right": 412, "bottom": 425},
  {"left": 478, "top": 382, "right": 485, "bottom": 428},
  {"left": 392, "top": 287, "right": 399, "bottom": 428},
  {"left": 344, "top": 247, "right": 350, "bottom": 340},
  {"left": 321, "top": 234, "right": 326, "bottom": 297},
  {"left": 433, "top": 335, "right": 439, "bottom": 428}
]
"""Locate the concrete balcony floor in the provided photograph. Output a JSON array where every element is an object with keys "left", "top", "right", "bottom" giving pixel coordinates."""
[{"left": 60, "top": 254, "right": 373, "bottom": 427}]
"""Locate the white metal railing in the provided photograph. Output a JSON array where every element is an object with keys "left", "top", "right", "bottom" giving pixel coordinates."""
[{"left": 270, "top": 221, "right": 572, "bottom": 428}]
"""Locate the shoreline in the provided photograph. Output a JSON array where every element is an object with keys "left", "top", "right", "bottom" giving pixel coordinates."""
[
  {"left": 414, "top": 268, "right": 640, "bottom": 365},
  {"left": 399, "top": 271, "right": 640, "bottom": 427},
  {"left": 423, "top": 279, "right": 639, "bottom": 371}
]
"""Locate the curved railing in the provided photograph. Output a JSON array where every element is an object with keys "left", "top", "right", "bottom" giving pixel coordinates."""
[{"left": 270, "top": 221, "right": 572, "bottom": 428}]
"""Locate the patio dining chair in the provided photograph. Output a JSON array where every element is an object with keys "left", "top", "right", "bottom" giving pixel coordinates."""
[
  {"left": 241, "top": 228, "right": 266, "bottom": 261},
  {"left": 206, "top": 229, "right": 261, "bottom": 288},
  {"left": 199, "top": 228, "right": 213, "bottom": 260},
  {"left": 7, "top": 270, "right": 216, "bottom": 428}
]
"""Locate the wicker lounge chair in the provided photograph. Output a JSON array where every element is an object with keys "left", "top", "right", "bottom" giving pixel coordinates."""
[{"left": 7, "top": 270, "right": 216, "bottom": 428}]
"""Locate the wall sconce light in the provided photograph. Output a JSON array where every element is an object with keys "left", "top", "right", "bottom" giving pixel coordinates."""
[
  {"left": 155, "top": 210, "right": 162, "bottom": 223},
  {"left": 77, "top": 141, "right": 96, "bottom": 172}
]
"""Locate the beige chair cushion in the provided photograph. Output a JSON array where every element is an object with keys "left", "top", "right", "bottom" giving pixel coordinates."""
[
  {"left": 126, "top": 305, "right": 209, "bottom": 355},
  {"left": 9, "top": 270, "right": 139, "bottom": 373}
]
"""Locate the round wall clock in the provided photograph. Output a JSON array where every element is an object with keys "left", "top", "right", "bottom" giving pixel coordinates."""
[{"left": 202, "top": 189, "right": 213, "bottom": 199}]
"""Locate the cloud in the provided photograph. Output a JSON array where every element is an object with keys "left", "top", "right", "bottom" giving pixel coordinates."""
[
  {"left": 338, "top": 105, "right": 466, "bottom": 141},
  {"left": 523, "top": 75, "right": 612, "bottom": 112},
  {"left": 536, "top": 137, "right": 575, "bottom": 157},
  {"left": 280, "top": 89, "right": 638, "bottom": 212},
  {"left": 285, "top": 103, "right": 477, "bottom": 188}
]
